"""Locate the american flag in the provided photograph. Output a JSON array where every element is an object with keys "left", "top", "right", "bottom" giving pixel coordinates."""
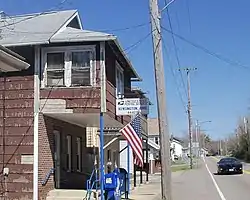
[{"left": 119, "top": 113, "right": 143, "bottom": 167}]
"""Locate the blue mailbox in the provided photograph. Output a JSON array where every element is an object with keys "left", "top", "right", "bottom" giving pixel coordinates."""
[
  {"left": 104, "top": 168, "right": 121, "bottom": 200},
  {"left": 118, "top": 168, "right": 128, "bottom": 199}
]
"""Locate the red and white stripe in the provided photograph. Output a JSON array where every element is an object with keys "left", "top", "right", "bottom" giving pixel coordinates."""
[{"left": 120, "top": 123, "right": 143, "bottom": 167}]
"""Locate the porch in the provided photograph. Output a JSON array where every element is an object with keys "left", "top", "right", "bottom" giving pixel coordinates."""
[{"left": 39, "top": 112, "right": 124, "bottom": 197}]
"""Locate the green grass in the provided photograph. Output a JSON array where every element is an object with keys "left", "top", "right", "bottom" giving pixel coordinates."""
[{"left": 171, "top": 164, "right": 190, "bottom": 172}]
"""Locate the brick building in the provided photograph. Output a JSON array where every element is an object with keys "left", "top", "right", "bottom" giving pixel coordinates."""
[{"left": 0, "top": 10, "right": 142, "bottom": 199}]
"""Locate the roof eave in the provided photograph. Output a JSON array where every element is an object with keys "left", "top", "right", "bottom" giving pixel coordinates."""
[
  {"left": 2, "top": 41, "right": 49, "bottom": 47},
  {"left": 113, "top": 39, "right": 142, "bottom": 81},
  {"left": 131, "top": 87, "right": 153, "bottom": 105},
  {"left": 50, "top": 35, "right": 117, "bottom": 43},
  {"left": 0, "top": 48, "right": 30, "bottom": 72}
]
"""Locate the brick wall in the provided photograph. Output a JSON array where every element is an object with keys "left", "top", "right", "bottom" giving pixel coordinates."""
[
  {"left": 38, "top": 115, "right": 96, "bottom": 199},
  {"left": 0, "top": 75, "right": 34, "bottom": 200},
  {"left": 38, "top": 114, "right": 55, "bottom": 200}
]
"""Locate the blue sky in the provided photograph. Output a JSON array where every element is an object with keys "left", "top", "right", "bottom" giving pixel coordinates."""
[{"left": 1, "top": 0, "right": 250, "bottom": 140}]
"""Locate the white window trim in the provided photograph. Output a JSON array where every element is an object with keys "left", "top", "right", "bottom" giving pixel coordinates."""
[
  {"left": 66, "top": 135, "right": 72, "bottom": 171},
  {"left": 41, "top": 45, "right": 96, "bottom": 88},
  {"left": 76, "top": 137, "right": 82, "bottom": 172},
  {"left": 115, "top": 61, "right": 124, "bottom": 98}
]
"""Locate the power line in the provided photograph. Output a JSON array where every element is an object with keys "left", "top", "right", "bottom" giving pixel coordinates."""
[
  {"left": 162, "top": 38, "right": 187, "bottom": 113},
  {"left": 150, "top": 3, "right": 187, "bottom": 112},
  {"left": 166, "top": 9, "right": 188, "bottom": 99},
  {"left": 185, "top": 0, "right": 192, "bottom": 32},
  {"left": 100, "top": 22, "right": 150, "bottom": 33},
  {"left": 1, "top": 22, "right": 150, "bottom": 35},
  {"left": 124, "top": 30, "right": 154, "bottom": 54},
  {"left": 0, "top": 0, "right": 69, "bottom": 29},
  {"left": 161, "top": 26, "right": 250, "bottom": 71}
]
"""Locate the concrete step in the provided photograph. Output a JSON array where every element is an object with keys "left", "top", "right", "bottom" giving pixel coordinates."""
[{"left": 47, "top": 189, "right": 96, "bottom": 200}]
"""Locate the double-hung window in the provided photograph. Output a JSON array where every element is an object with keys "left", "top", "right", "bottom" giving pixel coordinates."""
[
  {"left": 76, "top": 137, "right": 82, "bottom": 172},
  {"left": 115, "top": 61, "right": 124, "bottom": 97},
  {"left": 42, "top": 46, "right": 95, "bottom": 87},
  {"left": 66, "top": 135, "right": 72, "bottom": 171},
  {"left": 47, "top": 52, "right": 65, "bottom": 86},
  {"left": 71, "top": 51, "right": 92, "bottom": 86}
]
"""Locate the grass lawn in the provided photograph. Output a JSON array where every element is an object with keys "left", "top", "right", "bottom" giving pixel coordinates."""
[{"left": 171, "top": 164, "right": 190, "bottom": 172}]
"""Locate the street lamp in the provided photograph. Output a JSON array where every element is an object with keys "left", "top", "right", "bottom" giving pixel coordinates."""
[{"left": 194, "top": 120, "right": 212, "bottom": 156}]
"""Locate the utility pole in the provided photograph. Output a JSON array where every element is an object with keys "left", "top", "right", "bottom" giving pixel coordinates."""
[
  {"left": 225, "top": 138, "right": 228, "bottom": 156},
  {"left": 243, "top": 117, "right": 249, "bottom": 152},
  {"left": 180, "top": 68, "right": 197, "bottom": 169},
  {"left": 195, "top": 120, "right": 199, "bottom": 157},
  {"left": 149, "top": 0, "right": 171, "bottom": 199},
  {"left": 219, "top": 139, "right": 221, "bottom": 156}
]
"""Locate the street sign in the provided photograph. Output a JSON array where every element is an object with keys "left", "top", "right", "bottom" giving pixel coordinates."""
[{"left": 116, "top": 98, "right": 149, "bottom": 116}]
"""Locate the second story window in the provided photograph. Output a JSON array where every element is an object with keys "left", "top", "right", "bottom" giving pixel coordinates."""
[
  {"left": 42, "top": 46, "right": 95, "bottom": 88},
  {"left": 47, "top": 52, "right": 65, "bottom": 86},
  {"left": 115, "top": 61, "right": 124, "bottom": 97},
  {"left": 71, "top": 51, "right": 92, "bottom": 86}
]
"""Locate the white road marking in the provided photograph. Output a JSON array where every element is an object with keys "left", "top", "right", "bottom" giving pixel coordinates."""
[{"left": 203, "top": 157, "right": 227, "bottom": 200}]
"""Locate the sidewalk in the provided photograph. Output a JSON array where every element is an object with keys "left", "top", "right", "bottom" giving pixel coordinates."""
[
  {"left": 126, "top": 171, "right": 185, "bottom": 200},
  {"left": 127, "top": 174, "right": 161, "bottom": 200}
]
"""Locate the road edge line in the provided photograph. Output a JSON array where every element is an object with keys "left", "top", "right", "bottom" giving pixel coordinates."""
[{"left": 203, "top": 157, "right": 227, "bottom": 200}]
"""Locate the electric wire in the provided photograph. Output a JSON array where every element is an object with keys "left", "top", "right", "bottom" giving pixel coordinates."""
[
  {"left": 185, "top": 0, "right": 192, "bottom": 32},
  {"left": 166, "top": 9, "right": 188, "bottom": 99},
  {"left": 0, "top": 22, "right": 150, "bottom": 35},
  {"left": 150, "top": 9, "right": 188, "bottom": 113},
  {"left": 0, "top": 0, "right": 69, "bottom": 29},
  {"left": 124, "top": 30, "right": 155, "bottom": 54},
  {"left": 162, "top": 38, "right": 187, "bottom": 113},
  {"left": 161, "top": 26, "right": 250, "bottom": 70}
]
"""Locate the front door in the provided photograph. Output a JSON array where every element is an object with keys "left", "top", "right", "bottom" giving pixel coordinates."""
[{"left": 54, "top": 130, "right": 61, "bottom": 188}]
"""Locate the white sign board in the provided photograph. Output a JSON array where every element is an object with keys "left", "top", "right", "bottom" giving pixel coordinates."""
[
  {"left": 116, "top": 98, "right": 149, "bottom": 116},
  {"left": 21, "top": 155, "right": 34, "bottom": 164}
]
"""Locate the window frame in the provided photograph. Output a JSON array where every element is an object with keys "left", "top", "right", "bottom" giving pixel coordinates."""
[
  {"left": 66, "top": 135, "right": 72, "bottom": 172},
  {"left": 155, "top": 136, "right": 159, "bottom": 145},
  {"left": 115, "top": 61, "right": 124, "bottom": 98},
  {"left": 41, "top": 45, "right": 96, "bottom": 88},
  {"left": 76, "top": 137, "right": 82, "bottom": 172}
]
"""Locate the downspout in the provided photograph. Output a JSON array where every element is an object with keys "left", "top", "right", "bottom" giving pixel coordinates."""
[
  {"left": 2, "top": 73, "right": 7, "bottom": 200},
  {"left": 33, "top": 46, "right": 40, "bottom": 200}
]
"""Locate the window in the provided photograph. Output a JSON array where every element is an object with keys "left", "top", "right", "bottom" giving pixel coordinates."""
[
  {"left": 47, "top": 53, "right": 65, "bottom": 86},
  {"left": 115, "top": 61, "right": 124, "bottom": 97},
  {"left": 107, "top": 149, "right": 111, "bottom": 161},
  {"left": 76, "top": 137, "right": 82, "bottom": 171},
  {"left": 71, "top": 51, "right": 92, "bottom": 86},
  {"left": 66, "top": 135, "right": 72, "bottom": 171},
  {"left": 112, "top": 151, "right": 117, "bottom": 167},
  {"left": 155, "top": 137, "right": 159, "bottom": 145},
  {"left": 42, "top": 46, "right": 95, "bottom": 88}
]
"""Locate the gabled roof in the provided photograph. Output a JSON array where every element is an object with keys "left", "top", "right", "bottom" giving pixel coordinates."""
[
  {"left": 0, "top": 10, "right": 141, "bottom": 80},
  {"left": 0, "top": 10, "right": 78, "bottom": 46}
]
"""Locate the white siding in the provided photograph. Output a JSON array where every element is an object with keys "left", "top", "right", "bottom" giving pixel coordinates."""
[{"left": 119, "top": 140, "right": 134, "bottom": 174}]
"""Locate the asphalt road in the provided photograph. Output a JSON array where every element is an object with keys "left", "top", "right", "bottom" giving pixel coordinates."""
[{"left": 172, "top": 157, "right": 250, "bottom": 200}]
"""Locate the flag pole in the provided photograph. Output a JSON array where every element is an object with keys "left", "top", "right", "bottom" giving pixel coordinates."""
[{"left": 127, "top": 143, "right": 130, "bottom": 194}]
